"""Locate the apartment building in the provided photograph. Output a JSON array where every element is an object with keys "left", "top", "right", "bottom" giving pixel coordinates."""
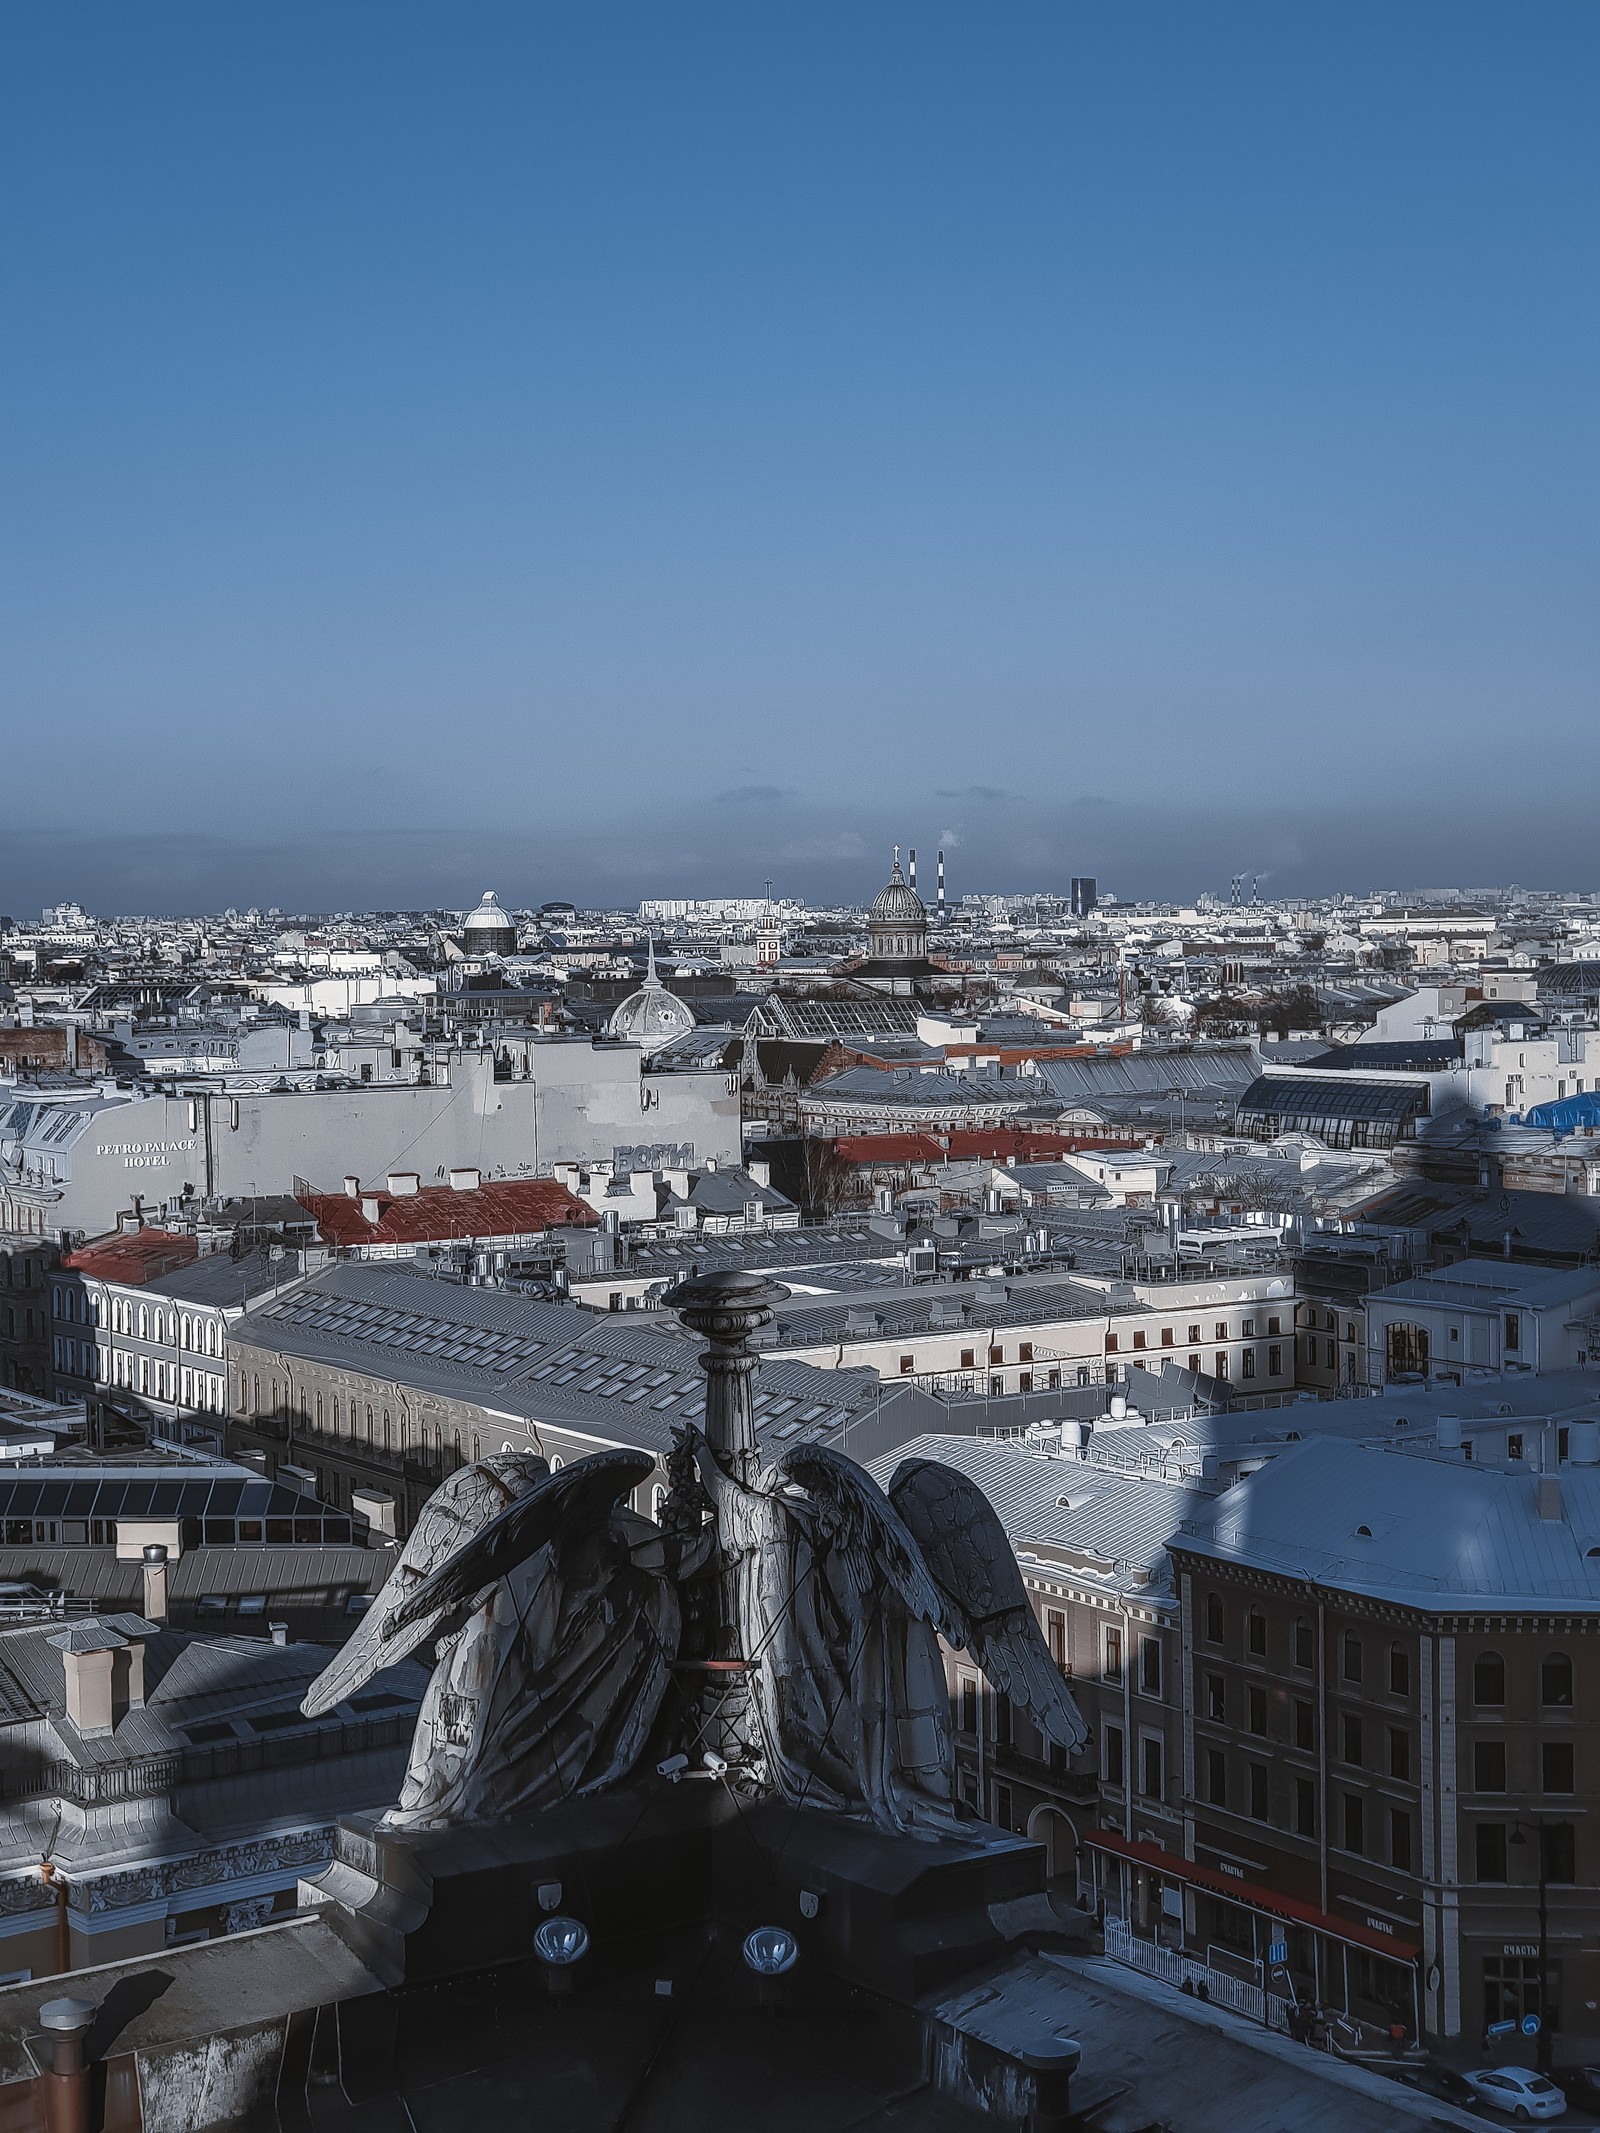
[{"left": 1160, "top": 1434, "right": 1600, "bottom": 2049}]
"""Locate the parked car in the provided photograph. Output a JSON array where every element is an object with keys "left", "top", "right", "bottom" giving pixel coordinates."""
[
  {"left": 1395, "top": 2061, "right": 1480, "bottom": 2107},
  {"left": 1462, "top": 2066, "right": 1567, "bottom": 2120},
  {"left": 1558, "top": 2065, "right": 1600, "bottom": 2113}
]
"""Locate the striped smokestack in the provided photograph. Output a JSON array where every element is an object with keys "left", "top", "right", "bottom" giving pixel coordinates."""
[
  {"left": 908, "top": 848, "right": 917, "bottom": 892},
  {"left": 937, "top": 849, "right": 945, "bottom": 914}
]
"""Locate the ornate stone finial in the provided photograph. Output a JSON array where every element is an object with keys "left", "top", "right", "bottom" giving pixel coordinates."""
[{"left": 665, "top": 1270, "right": 790, "bottom": 1482}]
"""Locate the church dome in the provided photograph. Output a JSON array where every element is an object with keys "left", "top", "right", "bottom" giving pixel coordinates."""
[
  {"left": 607, "top": 944, "right": 697, "bottom": 1057},
  {"left": 461, "top": 890, "right": 518, "bottom": 958},
  {"left": 870, "top": 858, "right": 926, "bottom": 925}
]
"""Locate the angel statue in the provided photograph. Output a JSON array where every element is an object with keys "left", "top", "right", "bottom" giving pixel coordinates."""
[
  {"left": 301, "top": 1446, "right": 679, "bottom": 1827},
  {"left": 690, "top": 1431, "right": 1089, "bottom": 1839}
]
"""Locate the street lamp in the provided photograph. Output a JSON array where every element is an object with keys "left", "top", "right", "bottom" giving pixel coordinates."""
[{"left": 1508, "top": 1822, "right": 1552, "bottom": 2075}]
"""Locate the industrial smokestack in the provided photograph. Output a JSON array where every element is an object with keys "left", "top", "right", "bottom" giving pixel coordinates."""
[
  {"left": 937, "top": 850, "right": 945, "bottom": 914},
  {"left": 908, "top": 848, "right": 917, "bottom": 892}
]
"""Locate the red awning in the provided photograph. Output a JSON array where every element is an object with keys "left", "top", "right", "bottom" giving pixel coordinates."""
[{"left": 1086, "top": 1829, "right": 1420, "bottom": 1962}]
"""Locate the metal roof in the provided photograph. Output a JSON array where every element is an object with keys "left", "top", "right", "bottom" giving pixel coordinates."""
[
  {"left": 236, "top": 1262, "right": 880, "bottom": 1451},
  {"left": 1175, "top": 1433, "right": 1600, "bottom": 1611}
]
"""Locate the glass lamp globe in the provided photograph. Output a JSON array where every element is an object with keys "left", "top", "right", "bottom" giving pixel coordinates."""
[
  {"left": 534, "top": 1915, "right": 590, "bottom": 1967},
  {"left": 742, "top": 1925, "right": 799, "bottom": 1977}
]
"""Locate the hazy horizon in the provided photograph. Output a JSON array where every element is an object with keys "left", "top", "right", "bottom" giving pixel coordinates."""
[{"left": 4, "top": 3, "right": 1596, "bottom": 918}]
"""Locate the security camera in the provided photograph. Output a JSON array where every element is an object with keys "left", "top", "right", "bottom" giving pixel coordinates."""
[
  {"left": 656, "top": 1753, "right": 689, "bottom": 1782},
  {"left": 701, "top": 1751, "right": 729, "bottom": 1778}
]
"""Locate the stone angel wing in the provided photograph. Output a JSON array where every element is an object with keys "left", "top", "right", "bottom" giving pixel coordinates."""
[
  {"left": 387, "top": 1447, "right": 656, "bottom": 1632},
  {"left": 775, "top": 1442, "right": 947, "bottom": 1629},
  {"left": 301, "top": 1450, "right": 549, "bottom": 1719},
  {"left": 888, "top": 1457, "right": 1089, "bottom": 1756}
]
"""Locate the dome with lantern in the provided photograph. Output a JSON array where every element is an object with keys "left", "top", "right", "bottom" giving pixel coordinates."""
[
  {"left": 607, "top": 941, "right": 697, "bottom": 1057},
  {"left": 865, "top": 850, "right": 929, "bottom": 966},
  {"left": 461, "top": 890, "right": 518, "bottom": 959}
]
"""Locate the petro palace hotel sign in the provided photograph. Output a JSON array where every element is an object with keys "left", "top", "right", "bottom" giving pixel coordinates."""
[{"left": 99, "top": 1138, "right": 196, "bottom": 1169}]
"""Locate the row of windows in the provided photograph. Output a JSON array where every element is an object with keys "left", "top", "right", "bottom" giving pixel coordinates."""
[
  {"left": 1202, "top": 1754, "right": 1413, "bottom": 1866},
  {"left": 1203, "top": 1601, "right": 1578, "bottom": 1713},
  {"left": 1203, "top": 1595, "right": 1414, "bottom": 1691},
  {"left": 1109, "top": 1336, "right": 1284, "bottom": 1379},
  {"left": 1299, "top": 1307, "right": 1359, "bottom": 1340}
]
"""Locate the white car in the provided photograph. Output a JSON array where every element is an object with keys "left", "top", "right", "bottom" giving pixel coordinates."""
[{"left": 1462, "top": 2066, "right": 1567, "bottom": 2120}]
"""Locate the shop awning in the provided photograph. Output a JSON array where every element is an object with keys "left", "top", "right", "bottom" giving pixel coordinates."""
[{"left": 1086, "top": 1829, "right": 1420, "bottom": 1962}]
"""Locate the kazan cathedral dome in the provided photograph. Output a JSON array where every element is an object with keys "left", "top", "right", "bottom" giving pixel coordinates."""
[
  {"left": 606, "top": 941, "right": 697, "bottom": 1057},
  {"left": 849, "top": 848, "right": 945, "bottom": 994}
]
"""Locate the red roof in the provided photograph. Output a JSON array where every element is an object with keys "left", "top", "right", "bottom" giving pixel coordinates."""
[
  {"left": 63, "top": 1229, "right": 199, "bottom": 1284},
  {"left": 1085, "top": 1829, "right": 1420, "bottom": 1961},
  {"left": 304, "top": 1179, "right": 596, "bottom": 1249},
  {"left": 830, "top": 1127, "right": 1150, "bottom": 1167}
]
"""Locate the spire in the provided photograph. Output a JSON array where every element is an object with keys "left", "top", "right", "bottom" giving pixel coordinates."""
[
  {"left": 891, "top": 844, "right": 903, "bottom": 883},
  {"left": 645, "top": 935, "right": 660, "bottom": 987}
]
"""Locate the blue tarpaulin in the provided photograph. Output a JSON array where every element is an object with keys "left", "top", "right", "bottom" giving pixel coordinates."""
[{"left": 1522, "top": 1092, "right": 1600, "bottom": 1135}]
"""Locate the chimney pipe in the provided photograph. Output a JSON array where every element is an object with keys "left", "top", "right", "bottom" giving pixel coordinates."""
[
  {"left": 142, "top": 1543, "right": 168, "bottom": 1625},
  {"left": 343, "top": 1175, "right": 360, "bottom": 1198},
  {"left": 937, "top": 849, "right": 945, "bottom": 915},
  {"left": 39, "top": 1995, "right": 96, "bottom": 2125},
  {"left": 908, "top": 848, "right": 917, "bottom": 892}
]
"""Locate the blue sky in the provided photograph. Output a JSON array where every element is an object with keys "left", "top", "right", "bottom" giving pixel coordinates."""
[{"left": 2, "top": 2, "right": 1595, "bottom": 914}]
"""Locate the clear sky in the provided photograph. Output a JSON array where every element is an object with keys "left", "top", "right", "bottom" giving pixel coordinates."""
[{"left": 3, "top": 2, "right": 1595, "bottom": 915}]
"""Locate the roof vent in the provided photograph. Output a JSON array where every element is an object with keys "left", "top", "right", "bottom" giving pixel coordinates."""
[{"left": 1355, "top": 1524, "right": 1373, "bottom": 1538}]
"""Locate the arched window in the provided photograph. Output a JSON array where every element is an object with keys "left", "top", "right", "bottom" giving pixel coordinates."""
[
  {"left": 365, "top": 1404, "right": 374, "bottom": 1440},
  {"left": 1473, "top": 1651, "right": 1506, "bottom": 1707},
  {"left": 251, "top": 1374, "right": 260, "bottom": 1415},
  {"left": 1541, "top": 1653, "right": 1574, "bottom": 1708},
  {"left": 651, "top": 1484, "right": 668, "bottom": 1524},
  {"left": 382, "top": 1410, "right": 392, "bottom": 1449},
  {"left": 138, "top": 1305, "right": 148, "bottom": 1340},
  {"left": 550, "top": 1455, "right": 563, "bottom": 1472}
]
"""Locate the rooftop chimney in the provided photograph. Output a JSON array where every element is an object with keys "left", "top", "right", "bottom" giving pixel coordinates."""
[
  {"left": 50, "top": 1623, "right": 146, "bottom": 1734},
  {"left": 142, "top": 1543, "right": 168, "bottom": 1625},
  {"left": 343, "top": 1175, "right": 360, "bottom": 1198},
  {"left": 386, "top": 1170, "right": 420, "bottom": 1196},
  {"left": 448, "top": 1166, "right": 481, "bottom": 1192}
]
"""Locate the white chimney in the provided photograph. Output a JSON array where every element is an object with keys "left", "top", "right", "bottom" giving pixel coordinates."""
[
  {"left": 343, "top": 1175, "right": 361, "bottom": 1198},
  {"left": 386, "top": 1171, "right": 420, "bottom": 1197},
  {"left": 448, "top": 1167, "right": 481, "bottom": 1192},
  {"left": 1569, "top": 1420, "right": 1600, "bottom": 1467},
  {"left": 142, "top": 1543, "right": 169, "bottom": 1624},
  {"left": 1437, "top": 1416, "right": 1463, "bottom": 1452},
  {"left": 361, "top": 1196, "right": 382, "bottom": 1222},
  {"left": 51, "top": 1624, "right": 145, "bottom": 1734}
]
